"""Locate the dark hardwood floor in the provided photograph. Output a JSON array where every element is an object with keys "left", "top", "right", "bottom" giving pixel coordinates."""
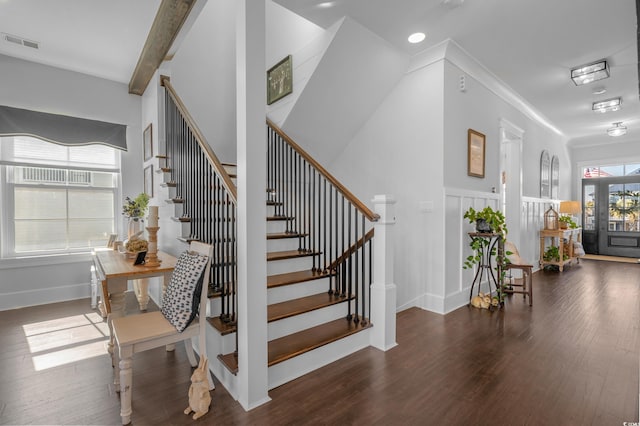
[{"left": 0, "top": 258, "right": 638, "bottom": 425}]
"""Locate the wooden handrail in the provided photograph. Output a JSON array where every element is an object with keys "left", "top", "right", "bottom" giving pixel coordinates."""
[
  {"left": 161, "top": 75, "right": 237, "bottom": 203},
  {"left": 328, "top": 228, "right": 375, "bottom": 271},
  {"left": 267, "top": 119, "right": 379, "bottom": 222}
]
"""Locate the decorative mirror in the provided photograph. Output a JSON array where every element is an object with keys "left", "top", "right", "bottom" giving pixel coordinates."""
[
  {"left": 550, "top": 155, "right": 559, "bottom": 199},
  {"left": 540, "top": 150, "right": 550, "bottom": 199}
]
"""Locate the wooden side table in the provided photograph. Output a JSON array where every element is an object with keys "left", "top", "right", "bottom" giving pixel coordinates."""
[{"left": 539, "top": 228, "right": 582, "bottom": 271}]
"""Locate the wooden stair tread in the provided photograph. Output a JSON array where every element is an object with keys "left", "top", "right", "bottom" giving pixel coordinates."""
[
  {"left": 267, "top": 269, "right": 333, "bottom": 288},
  {"left": 165, "top": 198, "right": 184, "bottom": 204},
  {"left": 268, "top": 317, "right": 371, "bottom": 367},
  {"left": 217, "top": 352, "right": 238, "bottom": 375},
  {"left": 171, "top": 216, "right": 191, "bottom": 223},
  {"left": 267, "top": 200, "right": 283, "bottom": 206},
  {"left": 267, "top": 250, "right": 319, "bottom": 261},
  {"left": 268, "top": 292, "right": 352, "bottom": 322},
  {"left": 161, "top": 182, "right": 177, "bottom": 188},
  {"left": 176, "top": 236, "right": 198, "bottom": 243},
  {"left": 207, "top": 316, "right": 236, "bottom": 336},
  {"left": 156, "top": 167, "right": 171, "bottom": 173},
  {"left": 267, "top": 216, "right": 294, "bottom": 221},
  {"left": 267, "top": 232, "right": 305, "bottom": 240}
]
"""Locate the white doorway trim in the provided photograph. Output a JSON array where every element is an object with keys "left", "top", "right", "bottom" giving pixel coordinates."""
[{"left": 499, "top": 118, "right": 524, "bottom": 249}]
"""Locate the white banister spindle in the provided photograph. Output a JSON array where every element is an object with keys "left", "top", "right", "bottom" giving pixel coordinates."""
[{"left": 370, "top": 194, "right": 398, "bottom": 351}]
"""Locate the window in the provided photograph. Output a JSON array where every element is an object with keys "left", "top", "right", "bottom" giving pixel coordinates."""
[
  {"left": 1, "top": 136, "right": 120, "bottom": 257},
  {"left": 583, "top": 162, "right": 640, "bottom": 178}
]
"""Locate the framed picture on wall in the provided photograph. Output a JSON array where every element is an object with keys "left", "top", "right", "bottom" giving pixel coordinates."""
[
  {"left": 143, "top": 123, "right": 153, "bottom": 162},
  {"left": 467, "top": 129, "right": 486, "bottom": 178},
  {"left": 267, "top": 55, "right": 293, "bottom": 105},
  {"left": 144, "top": 165, "right": 153, "bottom": 198},
  {"left": 540, "top": 150, "right": 551, "bottom": 198}
]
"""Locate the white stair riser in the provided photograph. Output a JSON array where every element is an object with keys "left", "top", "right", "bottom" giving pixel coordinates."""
[
  {"left": 267, "top": 256, "right": 315, "bottom": 275},
  {"left": 268, "top": 328, "right": 371, "bottom": 390},
  {"left": 208, "top": 297, "right": 222, "bottom": 317},
  {"left": 267, "top": 220, "right": 289, "bottom": 234},
  {"left": 201, "top": 328, "right": 238, "bottom": 401},
  {"left": 222, "top": 164, "right": 236, "bottom": 175},
  {"left": 268, "top": 301, "right": 351, "bottom": 340},
  {"left": 268, "top": 277, "right": 331, "bottom": 304},
  {"left": 267, "top": 238, "right": 300, "bottom": 252}
]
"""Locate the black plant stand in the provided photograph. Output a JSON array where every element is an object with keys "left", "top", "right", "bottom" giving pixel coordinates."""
[{"left": 468, "top": 232, "right": 503, "bottom": 307}]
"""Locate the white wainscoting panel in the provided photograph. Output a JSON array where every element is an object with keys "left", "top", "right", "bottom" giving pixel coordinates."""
[
  {"left": 443, "top": 188, "right": 500, "bottom": 314},
  {"left": 443, "top": 189, "right": 553, "bottom": 314}
]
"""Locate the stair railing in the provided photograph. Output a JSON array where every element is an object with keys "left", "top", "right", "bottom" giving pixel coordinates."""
[
  {"left": 161, "top": 76, "right": 237, "bottom": 328},
  {"left": 267, "top": 119, "right": 379, "bottom": 325}
]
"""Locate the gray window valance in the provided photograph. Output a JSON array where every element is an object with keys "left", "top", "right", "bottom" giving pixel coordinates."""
[{"left": 0, "top": 105, "right": 127, "bottom": 151}]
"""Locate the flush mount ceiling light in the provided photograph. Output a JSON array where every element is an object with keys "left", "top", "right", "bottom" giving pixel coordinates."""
[
  {"left": 592, "top": 87, "right": 607, "bottom": 95},
  {"left": 592, "top": 97, "right": 622, "bottom": 113},
  {"left": 316, "top": 1, "right": 335, "bottom": 8},
  {"left": 571, "top": 59, "right": 609, "bottom": 86},
  {"left": 408, "top": 32, "right": 426, "bottom": 44},
  {"left": 607, "top": 122, "right": 627, "bottom": 137}
]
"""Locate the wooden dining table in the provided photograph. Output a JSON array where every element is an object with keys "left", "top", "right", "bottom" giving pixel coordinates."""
[{"left": 93, "top": 249, "right": 177, "bottom": 358}]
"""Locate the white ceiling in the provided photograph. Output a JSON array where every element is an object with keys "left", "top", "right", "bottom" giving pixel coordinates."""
[
  {"left": 0, "top": 0, "right": 637, "bottom": 146},
  {"left": 275, "top": 0, "right": 639, "bottom": 146},
  {"left": 0, "top": 0, "right": 160, "bottom": 83}
]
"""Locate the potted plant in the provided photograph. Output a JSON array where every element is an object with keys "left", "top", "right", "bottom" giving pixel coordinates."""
[
  {"left": 463, "top": 206, "right": 507, "bottom": 235},
  {"left": 463, "top": 206, "right": 511, "bottom": 306},
  {"left": 122, "top": 192, "right": 150, "bottom": 241},
  {"left": 558, "top": 214, "right": 577, "bottom": 229}
]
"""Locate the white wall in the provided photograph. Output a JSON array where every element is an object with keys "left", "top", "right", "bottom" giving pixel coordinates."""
[
  {"left": 443, "top": 59, "right": 570, "bottom": 200},
  {"left": 167, "top": 0, "right": 237, "bottom": 163},
  {"left": 329, "top": 61, "right": 446, "bottom": 313},
  {"left": 0, "top": 54, "right": 142, "bottom": 310}
]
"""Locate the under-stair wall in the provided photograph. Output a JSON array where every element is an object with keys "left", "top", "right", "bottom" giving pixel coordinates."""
[{"left": 278, "top": 17, "right": 410, "bottom": 167}]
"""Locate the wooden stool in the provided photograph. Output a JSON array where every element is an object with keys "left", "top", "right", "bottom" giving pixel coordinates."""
[{"left": 503, "top": 241, "right": 533, "bottom": 306}]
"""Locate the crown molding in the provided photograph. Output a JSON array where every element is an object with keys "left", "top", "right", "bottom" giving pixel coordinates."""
[{"left": 408, "top": 39, "right": 564, "bottom": 137}]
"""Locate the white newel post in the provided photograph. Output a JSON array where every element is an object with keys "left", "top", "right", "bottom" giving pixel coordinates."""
[{"left": 370, "top": 194, "right": 398, "bottom": 351}]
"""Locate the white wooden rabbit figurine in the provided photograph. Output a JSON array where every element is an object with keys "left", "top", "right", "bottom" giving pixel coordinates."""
[{"left": 184, "top": 356, "right": 212, "bottom": 420}]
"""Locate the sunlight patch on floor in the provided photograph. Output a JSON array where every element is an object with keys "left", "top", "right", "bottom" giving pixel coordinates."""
[
  {"left": 22, "top": 313, "right": 109, "bottom": 371},
  {"left": 32, "top": 340, "right": 108, "bottom": 371}
]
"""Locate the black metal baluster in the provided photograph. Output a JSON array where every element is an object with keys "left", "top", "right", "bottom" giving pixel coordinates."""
[
  {"left": 361, "top": 215, "right": 366, "bottom": 324},
  {"left": 354, "top": 207, "right": 359, "bottom": 324}
]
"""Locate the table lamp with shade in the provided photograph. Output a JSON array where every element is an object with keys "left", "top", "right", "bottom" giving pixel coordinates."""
[{"left": 559, "top": 201, "right": 581, "bottom": 228}]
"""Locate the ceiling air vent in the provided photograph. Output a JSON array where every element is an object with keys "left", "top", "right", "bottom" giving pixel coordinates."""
[{"left": 2, "top": 33, "right": 39, "bottom": 49}]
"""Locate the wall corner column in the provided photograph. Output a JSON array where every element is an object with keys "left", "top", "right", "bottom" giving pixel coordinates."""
[
  {"left": 236, "top": 0, "right": 270, "bottom": 411},
  {"left": 370, "top": 194, "right": 398, "bottom": 351}
]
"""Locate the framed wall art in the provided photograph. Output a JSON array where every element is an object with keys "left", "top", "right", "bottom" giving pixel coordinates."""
[
  {"left": 467, "top": 129, "right": 486, "bottom": 178},
  {"left": 144, "top": 165, "right": 153, "bottom": 198},
  {"left": 143, "top": 123, "right": 153, "bottom": 162},
  {"left": 267, "top": 55, "right": 293, "bottom": 105},
  {"left": 540, "top": 150, "right": 551, "bottom": 198}
]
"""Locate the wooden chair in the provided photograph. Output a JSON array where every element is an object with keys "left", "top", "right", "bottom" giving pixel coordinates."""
[
  {"left": 502, "top": 241, "right": 533, "bottom": 306},
  {"left": 112, "top": 241, "right": 213, "bottom": 425}
]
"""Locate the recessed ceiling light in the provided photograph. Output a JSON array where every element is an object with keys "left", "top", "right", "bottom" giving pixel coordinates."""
[
  {"left": 592, "top": 87, "right": 607, "bottom": 95},
  {"left": 607, "top": 122, "right": 627, "bottom": 137},
  {"left": 316, "top": 1, "right": 335, "bottom": 8},
  {"left": 408, "top": 32, "right": 426, "bottom": 44}
]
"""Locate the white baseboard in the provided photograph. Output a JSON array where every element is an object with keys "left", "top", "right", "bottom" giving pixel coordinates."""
[{"left": 0, "top": 282, "right": 91, "bottom": 311}]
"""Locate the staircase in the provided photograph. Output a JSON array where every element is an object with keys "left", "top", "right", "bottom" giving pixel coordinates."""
[{"left": 158, "top": 76, "right": 382, "bottom": 396}]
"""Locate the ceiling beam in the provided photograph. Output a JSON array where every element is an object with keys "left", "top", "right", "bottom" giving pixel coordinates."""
[{"left": 128, "top": 0, "right": 196, "bottom": 95}]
